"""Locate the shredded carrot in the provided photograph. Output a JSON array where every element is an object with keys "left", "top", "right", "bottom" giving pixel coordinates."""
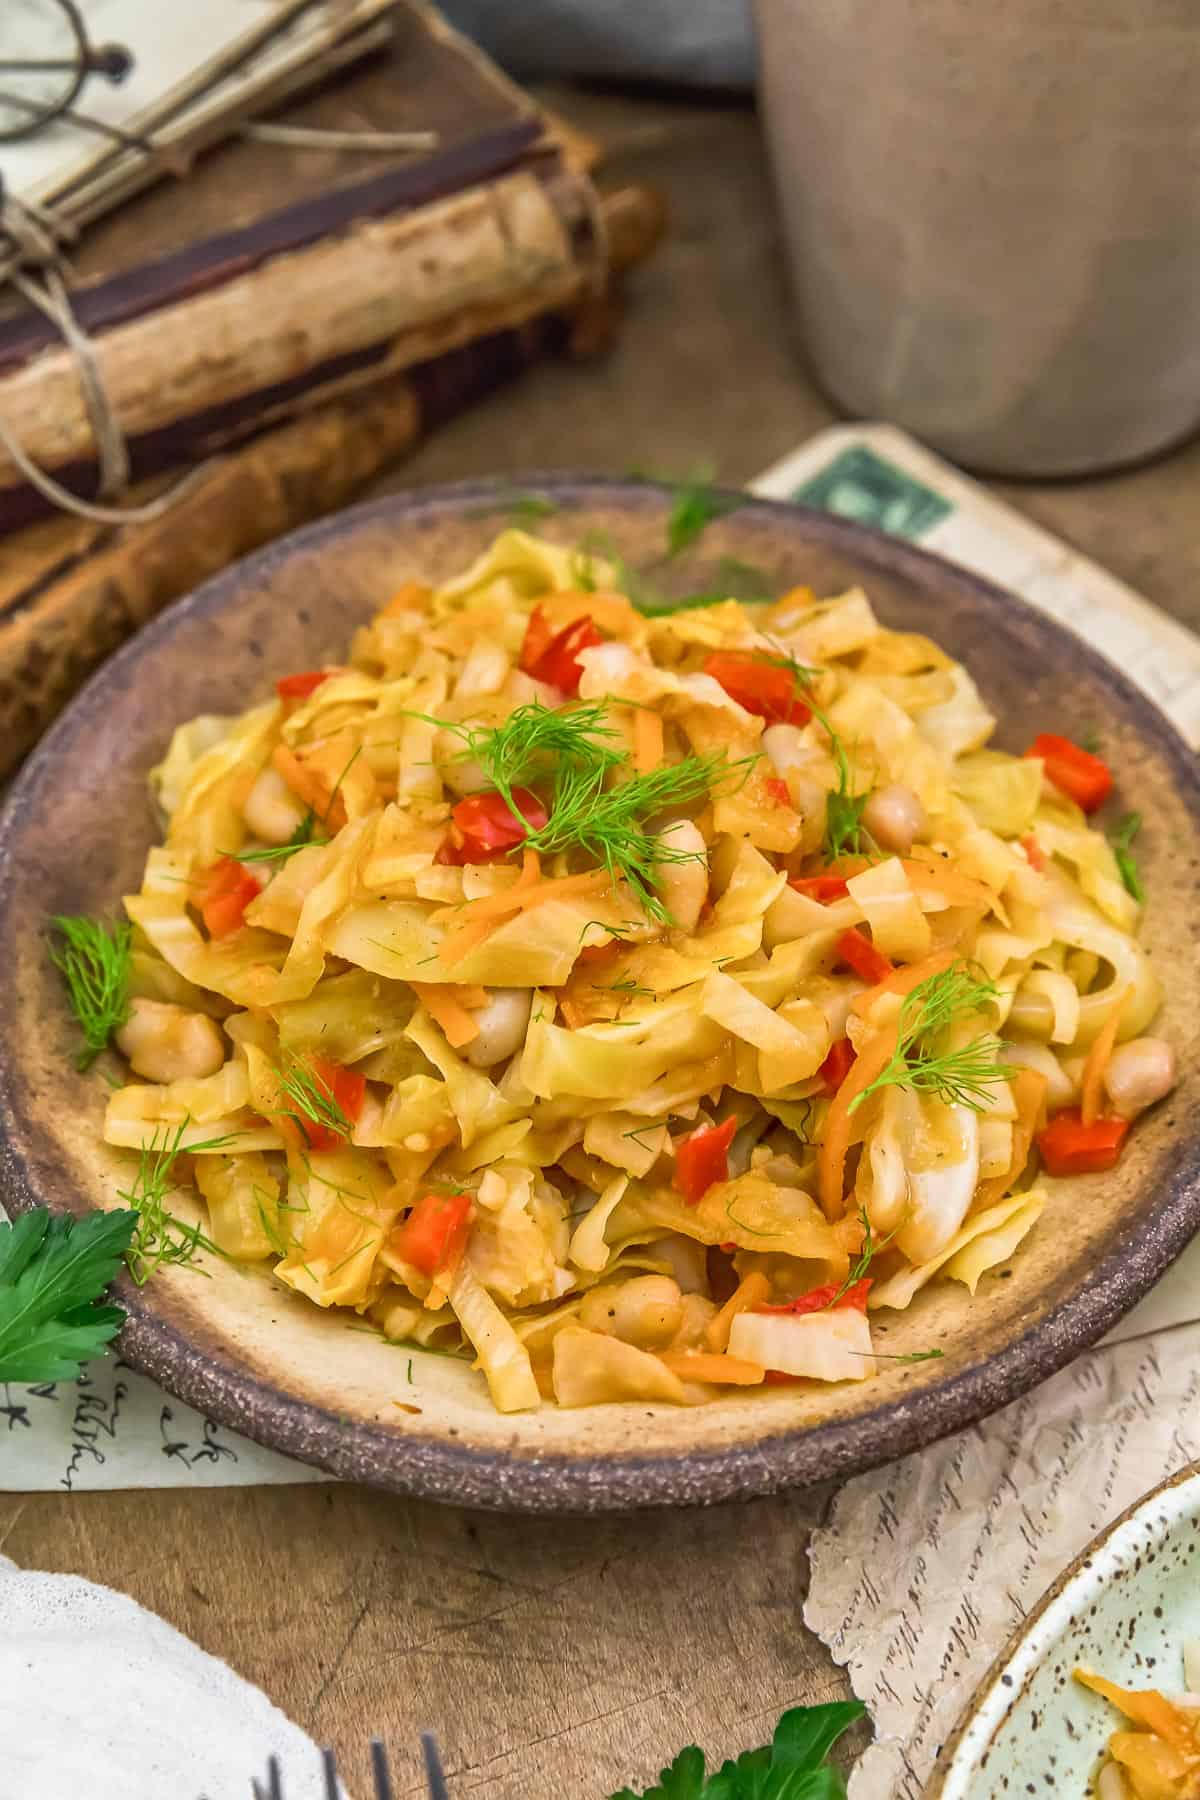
[
  {"left": 452, "top": 985, "right": 489, "bottom": 1010},
  {"left": 633, "top": 706, "right": 664, "bottom": 773},
  {"left": 539, "top": 588, "right": 639, "bottom": 635},
  {"left": 272, "top": 744, "right": 332, "bottom": 821},
  {"left": 849, "top": 948, "right": 958, "bottom": 1022},
  {"left": 818, "top": 1020, "right": 902, "bottom": 1220},
  {"left": 271, "top": 742, "right": 352, "bottom": 832},
  {"left": 1074, "top": 1671, "right": 1199, "bottom": 1754},
  {"left": 1080, "top": 985, "right": 1132, "bottom": 1126},
  {"left": 901, "top": 857, "right": 996, "bottom": 910},
  {"left": 657, "top": 1351, "right": 766, "bottom": 1386},
  {"left": 378, "top": 580, "right": 432, "bottom": 620},
  {"left": 705, "top": 1271, "right": 772, "bottom": 1352},
  {"left": 410, "top": 983, "right": 480, "bottom": 1048},
  {"left": 437, "top": 860, "right": 610, "bottom": 967},
  {"left": 975, "top": 1067, "right": 1048, "bottom": 1209}
]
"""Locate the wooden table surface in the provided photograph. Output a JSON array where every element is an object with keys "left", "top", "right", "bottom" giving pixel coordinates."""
[{"left": 5, "top": 87, "right": 1199, "bottom": 1800}]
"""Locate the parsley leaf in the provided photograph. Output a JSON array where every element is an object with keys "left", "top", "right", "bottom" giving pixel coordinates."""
[
  {"left": 609, "top": 1703, "right": 865, "bottom": 1800},
  {"left": 611, "top": 1744, "right": 707, "bottom": 1800},
  {"left": 0, "top": 1207, "right": 137, "bottom": 1382}
]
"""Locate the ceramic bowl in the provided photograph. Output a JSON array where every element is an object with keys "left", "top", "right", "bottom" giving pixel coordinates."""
[
  {"left": 930, "top": 1462, "right": 1200, "bottom": 1795},
  {"left": 1, "top": 477, "right": 1197, "bottom": 1511}
]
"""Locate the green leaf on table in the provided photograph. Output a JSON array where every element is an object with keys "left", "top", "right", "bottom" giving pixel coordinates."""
[
  {"left": 610, "top": 1745, "right": 708, "bottom": 1800},
  {"left": 608, "top": 1702, "right": 866, "bottom": 1800},
  {"left": 0, "top": 1207, "right": 137, "bottom": 1382}
]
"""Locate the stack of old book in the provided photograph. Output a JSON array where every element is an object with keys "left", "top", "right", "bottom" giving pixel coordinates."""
[{"left": 0, "top": 0, "right": 663, "bottom": 773}]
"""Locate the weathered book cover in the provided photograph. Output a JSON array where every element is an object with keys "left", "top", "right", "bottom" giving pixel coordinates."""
[
  {"left": 0, "top": 0, "right": 604, "bottom": 531},
  {"left": 0, "top": 184, "right": 665, "bottom": 773}
]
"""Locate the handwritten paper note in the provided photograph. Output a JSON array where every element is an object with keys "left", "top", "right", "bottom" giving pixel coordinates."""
[
  {"left": 0, "top": 1361, "right": 319, "bottom": 1491},
  {"left": 805, "top": 1322, "right": 1200, "bottom": 1797}
]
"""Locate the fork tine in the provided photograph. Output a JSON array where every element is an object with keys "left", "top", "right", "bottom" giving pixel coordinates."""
[
  {"left": 370, "top": 1739, "right": 395, "bottom": 1800},
  {"left": 421, "top": 1734, "right": 449, "bottom": 1800},
  {"left": 267, "top": 1757, "right": 284, "bottom": 1800},
  {"left": 322, "top": 1746, "right": 339, "bottom": 1800}
]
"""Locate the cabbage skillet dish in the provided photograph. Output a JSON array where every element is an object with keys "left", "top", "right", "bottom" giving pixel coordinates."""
[{"left": 84, "top": 530, "right": 1176, "bottom": 1415}]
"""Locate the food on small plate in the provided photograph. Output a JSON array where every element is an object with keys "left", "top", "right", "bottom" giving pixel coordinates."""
[
  {"left": 1076, "top": 1646, "right": 1200, "bottom": 1797},
  {"left": 55, "top": 529, "right": 1175, "bottom": 1416}
]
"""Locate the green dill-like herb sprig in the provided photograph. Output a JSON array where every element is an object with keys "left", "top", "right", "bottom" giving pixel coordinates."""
[
  {"left": 231, "top": 809, "right": 326, "bottom": 866},
  {"left": 229, "top": 744, "right": 363, "bottom": 869},
  {"left": 663, "top": 475, "right": 744, "bottom": 558},
  {"left": 1108, "top": 812, "right": 1145, "bottom": 903},
  {"left": 757, "top": 641, "right": 879, "bottom": 864},
  {"left": 420, "top": 700, "right": 741, "bottom": 921},
  {"left": 848, "top": 962, "right": 1015, "bottom": 1115},
  {"left": 117, "top": 1121, "right": 237, "bottom": 1286},
  {"left": 49, "top": 914, "right": 133, "bottom": 1068},
  {"left": 524, "top": 746, "right": 734, "bottom": 921},
  {"left": 273, "top": 1058, "right": 352, "bottom": 1144}
]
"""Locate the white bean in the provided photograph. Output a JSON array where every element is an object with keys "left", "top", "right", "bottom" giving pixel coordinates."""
[
  {"left": 242, "top": 766, "right": 308, "bottom": 845},
  {"left": 1104, "top": 1037, "right": 1177, "bottom": 1119},
  {"left": 463, "top": 987, "right": 533, "bottom": 1069},
  {"left": 999, "top": 1040, "right": 1077, "bottom": 1111},
  {"left": 579, "top": 1274, "right": 684, "bottom": 1349},
  {"left": 761, "top": 722, "right": 808, "bottom": 778},
  {"left": 655, "top": 819, "right": 708, "bottom": 932},
  {"left": 116, "top": 998, "right": 226, "bottom": 1084},
  {"left": 861, "top": 783, "right": 927, "bottom": 855}
]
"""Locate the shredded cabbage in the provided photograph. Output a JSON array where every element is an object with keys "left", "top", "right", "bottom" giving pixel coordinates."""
[{"left": 99, "top": 526, "right": 1169, "bottom": 1415}]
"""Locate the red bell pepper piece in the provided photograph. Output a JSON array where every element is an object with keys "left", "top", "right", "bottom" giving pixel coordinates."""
[
  {"left": 818, "top": 1037, "right": 857, "bottom": 1095},
  {"left": 1025, "top": 733, "right": 1113, "bottom": 814},
  {"left": 1021, "top": 834, "right": 1047, "bottom": 872},
  {"left": 764, "top": 775, "right": 792, "bottom": 807},
  {"left": 301, "top": 1057, "right": 367, "bottom": 1152},
  {"left": 199, "top": 857, "right": 261, "bottom": 939},
  {"left": 444, "top": 788, "right": 548, "bottom": 864},
  {"left": 674, "top": 1115, "right": 738, "bottom": 1205},
  {"left": 276, "top": 670, "right": 330, "bottom": 702},
  {"left": 394, "top": 1191, "right": 473, "bottom": 1277},
  {"left": 757, "top": 1277, "right": 872, "bottom": 1317},
  {"left": 789, "top": 874, "right": 850, "bottom": 902},
  {"left": 1036, "top": 1108, "right": 1130, "bottom": 1176},
  {"left": 836, "top": 926, "right": 894, "bottom": 986},
  {"left": 702, "top": 652, "right": 811, "bottom": 726},
  {"left": 519, "top": 605, "right": 603, "bottom": 696}
]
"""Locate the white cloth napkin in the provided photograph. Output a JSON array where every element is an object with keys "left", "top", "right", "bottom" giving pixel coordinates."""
[{"left": 0, "top": 1555, "right": 333, "bottom": 1800}]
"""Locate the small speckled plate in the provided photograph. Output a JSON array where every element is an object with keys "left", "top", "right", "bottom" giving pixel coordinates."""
[
  {"left": 0, "top": 477, "right": 1198, "bottom": 1511},
  {"left": 930, "top": 1462, "right": 1200, "bottom": 1796}
]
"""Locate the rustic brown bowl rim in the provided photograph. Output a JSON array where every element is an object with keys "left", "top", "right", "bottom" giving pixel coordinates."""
[{"left": 1, "top": 475, "right": 1197, "bottom": 1512}]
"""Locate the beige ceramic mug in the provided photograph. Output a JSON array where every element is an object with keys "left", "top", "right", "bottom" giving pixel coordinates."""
[{"left": 755, "top": 0, "right": 1200, "bottom": 476}]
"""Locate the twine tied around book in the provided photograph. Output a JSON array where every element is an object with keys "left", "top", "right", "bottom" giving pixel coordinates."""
[
  {"left": 0, "top": 112, "right": 449, "bottom": 528},
  {"left": 0, "top": 184, "right": 212, "bottom": 525}
]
